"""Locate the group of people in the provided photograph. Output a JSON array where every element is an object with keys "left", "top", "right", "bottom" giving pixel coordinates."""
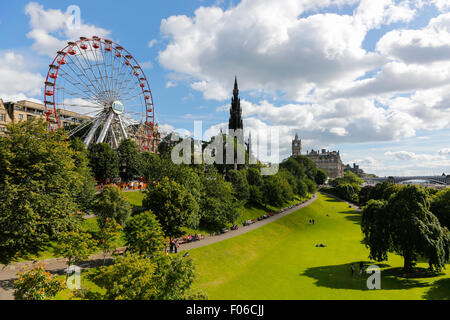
[
  {"left": 350, "top": 262, "right": 365, "bottom": 277},
  {"left": 309, "top": 219, "right": 315, "bottom": 225}
]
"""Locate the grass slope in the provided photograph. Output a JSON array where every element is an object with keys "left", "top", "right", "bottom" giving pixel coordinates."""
[{"left": 188, "top": 193, "right": 450, "bottom": 300}]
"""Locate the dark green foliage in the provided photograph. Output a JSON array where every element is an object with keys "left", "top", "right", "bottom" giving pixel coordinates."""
[
  {"left": 361, "top": 200, "right": 391, "bottom": 262},
  {"left": 290, "top": 155, "right": 317, "bottom": 180},
  {"left": 199, "top": 167, "right": 240, "bottom": 230},
  {"left": 226, "top": 169, "right": 250, "bottom": 201},
  {"left": 117, "top": 139, "right": 143, "bottom": 182},
  {"left": 361, "top": 185, "right": 450, "bottom": 272},
  {"left": 69, "top": 138, "right": 97, "bottom": 212},
  {"left": 247, "top": 167, "right": 264, "bottom": 187},
  {"left": 152, "top": 253, "right": 207, "bottom": 300},
  {"left": 359, "top": 185, "right": 374, "bottom": 206},
  {"left": 430, "top": 189, "right": 450, "bottom": 229},
  {"left": 315, "top": 169, "right": 328, "bottom": 185},
  {"left": 124, "top": 211, "right": 166, "bottom": 256},
  {"left": 93, "top": 253, "right": 206, "bottom": 300},
  {"left": 92, "top": 185, "right": 132, "bottom": 227},
  {"left": 331, "top": 171, "right": 364, "bottom": 187},
  {"left": 0, "top": 120, "right": 86, "bottom": 264},
  {"left": 88, "top": 143, "right": 119, "bottom": 182},
  {"left": 263, "top": 174, "right": 289, "bottom": 207},
  {"left": 248, "top": 185, "right": 264, "bottom": 206},
  {"left": 304, "top": 178, "right": 317, "bottom": 194},
  {"left": 143, "top": 177, "right": 200, "bottom": 237}
]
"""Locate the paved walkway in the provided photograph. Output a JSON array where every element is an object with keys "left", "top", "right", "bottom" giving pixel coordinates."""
[{"left": 0, "top": 194, "right": 318, "bottom": 300}]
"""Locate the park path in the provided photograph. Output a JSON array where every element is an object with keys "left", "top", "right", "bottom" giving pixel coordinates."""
[{"left": 0, "top": 194, "right": 318, "bottom": 300}]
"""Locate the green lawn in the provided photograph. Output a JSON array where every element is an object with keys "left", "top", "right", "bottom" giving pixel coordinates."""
[
  {"left": 122, "top": 191, "right": 146, "bottom": 208},
  {"left": 187, "top": 193, "right": 450, "bottom": 300}
]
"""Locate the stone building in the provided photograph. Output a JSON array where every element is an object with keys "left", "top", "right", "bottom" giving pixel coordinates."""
[
  {"left": 307, "top": 149, "right": 344, "bottom": 179},
  {"left": 0, "top": 99, "right": 90, "bottom": 135},
  {"left": 292, "top": 133, "right": 302, "bottom": 156}
]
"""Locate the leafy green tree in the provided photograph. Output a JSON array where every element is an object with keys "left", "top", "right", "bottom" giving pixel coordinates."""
[
  {"left": 226, "top": 169, "right": 250, "bottom": 201},
  {"left": 247, "top": 167, "right": 264, "bottom": 187},
  {"left": 304, "top": 178, "right": 317, "bottom": 194},
  {"left": 315, "top": 169, "right": 328, "bottom": 185},
  {"left": 335, "top": 183, "right": 360, "bottom": 203},
  {"left": 0, "top": 120, "right": 85, "bottom": 264},
  {"left": 92, "top": 185, "right": 132, "bottom": 227},
  {"left": 117, "top": 139, "right": 143, "bottom": 182},
  {"left": 361, "top": 200, "right": 391, "bottom": 262},
  {"left": 14, "top": 264, "right": 64, "bottom": 300},
  {"left": 263, "top": 174, "right": 287, "bottom": 207},
  {"left": 430, "top": 188, "right": 450, "bottom": 229},
  {"left": 359, "top": 185, "right": 374, "bottom": 206},
  {"left": 291, "top": 155, "right": 317, "bottom": 180},
  {"left": 143, "top": 177, "right": 200, "bottom": 237},
  {"left": 335, "top": 171, "right": 364, "bottom": 187},
  {"left": 69, "top": 138, "right": 97, "bottom": 212},
  {"left": 296, "top": 179, "right": 308, "bottom": 198},
  {"left": 54, "top": 230, "right": 98, "bottom": 278},
  {"left": 199, "top": 168, "right": 240, "bottom": 230},
  {"left": 152, "top": 253, "right": 207, "bottom": 300},
  {"left": 88, "top": 143, "right": 119, "bottom": 182},
  {"left": 93, "top": 254, "right": 158, "bottom": 300},
  {"left": 98, "top": 218, "right": 122, "bottom": 264},
  {"left": 93, "top": 253, "right": 206, "bottom": 300},
  {"left": 248, "top": 185, "right": 264, "bottom": 206},
  {"left": 280, "top": 157, "right": 306, "bottom": 179},
  {"left": 124, "top": 211, "right": 166, "bottom": 256},
  {"left": 361, "top": 185, "right": 450, "bottom": 272}
]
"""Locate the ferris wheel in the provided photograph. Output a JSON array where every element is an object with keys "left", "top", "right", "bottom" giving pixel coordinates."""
[{"left": 44, "top": 36, "right": 156, "bottom": 150}]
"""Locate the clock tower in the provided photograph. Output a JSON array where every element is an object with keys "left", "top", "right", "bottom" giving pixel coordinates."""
[{"left": 292, "top": 133, "right": 302, "bottom": 156}]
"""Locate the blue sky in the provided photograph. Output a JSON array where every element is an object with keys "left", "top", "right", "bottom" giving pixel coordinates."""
[{"left": 0, "top": 0, "right": 449, "bottom": 176}]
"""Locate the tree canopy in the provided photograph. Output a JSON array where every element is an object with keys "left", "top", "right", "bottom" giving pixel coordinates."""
[
  {"left": 361, "top": 185, "right": 450, "bottom": 272},
  {"left": 0, "top": 120, "right": 87, "bottom": 264}
]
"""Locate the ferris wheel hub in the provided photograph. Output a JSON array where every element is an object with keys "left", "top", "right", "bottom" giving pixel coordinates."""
[{"left": 111, "top": 100, "right": 124, "bottom": 115}]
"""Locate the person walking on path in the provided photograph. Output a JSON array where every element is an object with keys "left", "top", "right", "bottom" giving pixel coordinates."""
[{"left": 350, "top": 264, "right": 355, "bottom": 277}]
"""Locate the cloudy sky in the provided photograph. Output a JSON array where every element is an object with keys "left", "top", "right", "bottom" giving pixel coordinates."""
[{"left": 1, "top": 0, "right": 450, "bottom": 176}]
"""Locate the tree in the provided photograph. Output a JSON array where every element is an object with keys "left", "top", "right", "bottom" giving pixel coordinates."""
[
  {"left": 88, "top": 143, "right": 119, "bottom": 182},
  {"left": 93, "top": 253, "right": 206, "bottom": 300},
  {"left": 315, "top": 169, "right": 328, "bottom": 185},
  {"left": 331, "top": 171, "right": 364, "bottom": 187},
  {"left": 263, "top": 174, "right": 287, "bottom": 207},
  {"left": 124, "top": 211, "right": 166, "bottom": 256},
  {"left": 143, "top": 177, "right": 200, "bottom": 237},
  {"left": 247, "top": 167, "right": 264, "bottom": 187},
  {"left": 430, "top": 188, "right": 450, "bottom": 229},
  {"left": 291, "top": 155, "right": 317, "bottom": 180},
  {"left": 152, "top": 253, "right": 207, "bottom": 300},
  {"left": 92, "top": 185, "right": 132, "bottom": 227},
  {"left": 304, "top": 178, "right": 317, "bottom": 194},
  {"left": 117, "top": 139, "right": 143, "bottom": 182},
  {"left": 0, "top": 120, "right": 85, "bottom": 264},
  {"left": 199, "top": 168, "right": 241, "bottom": 230},
  {"left": 93, "top": 254, "right": 158, "bottom": 300},
  {"left": 69, "top": 138, "right": 97, "bottom": 212},
  {"left": 98, "top": 218, "right": 122, "bottom": 264},
  {"left": 14, "top": 263, "right": 64, "bottom": 300},
  {"left": 226, "top": 169, "right": 250, "bottom": 201},
  {"left": 248, "top": 185, "right": 264, "bottom": 207},
  {"left": 54, "top": 230, "right": 98, "bottom": 278},
  {"left": 361, "top": 185, "right": 450, "bottom": 272}
]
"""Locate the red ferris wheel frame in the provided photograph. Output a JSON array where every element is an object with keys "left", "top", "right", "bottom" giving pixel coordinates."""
[{"left": 43, "top": 36, "right": 155, "bottom": 150}]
